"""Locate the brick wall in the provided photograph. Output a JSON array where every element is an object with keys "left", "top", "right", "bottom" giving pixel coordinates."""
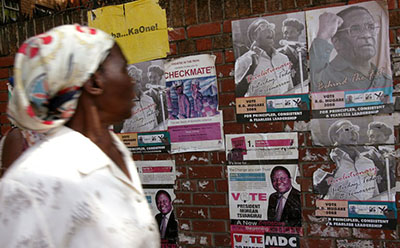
[{"left": 0, "top": 0, "right": 400, "bottom": 247}]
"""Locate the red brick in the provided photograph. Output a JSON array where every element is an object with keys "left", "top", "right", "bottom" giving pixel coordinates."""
[
  {"left": 0, "top": 56, "right": 14, "bottom": 67},
  {"left": 218, "top": 92, "right": 235, "bottom": 107},
  {"left": 388, "top": 0, "right": 396, "bottom": 10},
  {"left": 210, "top": 151, "right": 227, "bottom": 165},
  {"left": 222, "top": 107, "right": 235, "bottom": 121},
  {"left": 244, "top": 121, "right": 284, "bottom": 133},
  {"left": 214, "top": 51, "right": 223, "bottom": 64},
  {"left": 174, "top": 192, "right": 191, "bottom": 205},
  {"left": 224, "top": 0, "right": 238, "bottom": 18},
  {"left": 224, "top": 49, "right": 235, "bottom": 63},
  {"left": 298, "top": 177, "right": 313, "bottom": 192},
  {"left": 308, "top": 223, "right": 351, "bottom": 238},
  {"left": 252, "top": 0, "right": 265, "bottom": 14},
  {"left": 176, "top": 166, "right": 187, "bottom": 179},
  {"left": 220, "top": 78, "right": 235, "bottom": 92},
  {"left": 352, "top": 228, "right": 398, "bottom": 240},
  {"left": 383, "top": 241, "right": 400, "bottom": 248},
  {"left": 177, "top": 39, "right": 196, "bottom": 54},
  {"left": 267, "top": 0, "right": 280, "bottom": 12},
  {"left": 0, "top": 68, "right": 9, "bottom": 79},
  {"left": 210, "top": 0, "right": 223, "bottom": 21},
  {"left": 223, "top": 20, "right": 232, "bottom": 33},
  {"left": 132, "top": 154, "right": 142, "bottom": 161},
  {"left": 169, "top": 43, "right": 177, "bottom": 55},
  {"left": 196, "top": 38, "right": 212, "bottom": 51},
  {"left": 193, "top": 193, "right": 226, "bottom": 205},
  {"left": 281, "top": 0, "right": 295, "bottom": 10},
  {"left": 213, "top": 34, "right": 232, "bottom": 49},
  {"left": 215, "top": 233, "right": 231, "bottom": 246},
  {"left": 184, "top": 0, "right": 197, "bottom": 25},
  {"left": 0, "top": 114, "right": 10, "bottom": 124},
  {"left": 176, "top": 206, "right": 209, "bottom": 218},
  {"left": 224, "top": 122, "right": 244, "bottom": 134},
  {"left": 192, "top": 220, "right": 226, "bottom": 232},
  {"left": 189, "top": 166, "right": 223, "bottom": 179},
  {"left": 0, "top": 92, "right": 8, "bottom": 101},
  {"left": 210, "top": 207, "right": 229, "bottom": 219},
  {"left": 0, "top": 102, "right": 7, "bottom": 112},
  {"left": 301, "top": 238, "right": 334, "bottom": 248},
  {"left": 197, "top": 0, "right": 210, "bottom": 23},
  {"left": 175, "top": 152, "right": 209, "bottom": 165},
  {"left": 299, "top": 147, "right": 330, "bottom": 162},
  {"left": 0, "top": 80, "right": 8, "bottom": 90},
  {"left": 336, "top": 239, "right": 379, "bottom": 248},
  {"left": 177, "top": 219, "right": 191, "bottom": 231},
  {"left": 187, "top": 22, "right": 221, "bottom": 38},
  {"left": 197, "top": 180, "right": 215, "bottom": 191},
  {"left": 389, "top": 11, "right": 400, "bottom": 27},
  {"left": 216, "top": 179, "right": 228, "bottom": 192},
  {"left": 169, "top": 0, "right": 184, "bottom": 27},
  {"left": 296, "top": 0, "right": 310, "bottom": 7},
  {"left": 238, "top": 0, "right": 251, "bottom": 16},
  {"left": 178, "top": 179, "right": 197, "bottom": 191},
  {"left": 168, "top": 28, "right": 185, "bottom": 41},
  {"left": 1, "top": 125, "right": 11, "bottom": 135},
  {"left": 216, "top": 64, "right": 234, "bottom": 78}
]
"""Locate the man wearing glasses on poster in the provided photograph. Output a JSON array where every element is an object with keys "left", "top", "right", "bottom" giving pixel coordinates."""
[{"left": 309, "top": 6, "right": 392, "bottom": 92}]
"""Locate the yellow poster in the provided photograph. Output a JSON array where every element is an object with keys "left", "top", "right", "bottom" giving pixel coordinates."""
[{"left": 88, "top": 0, "right": 169, "bottom": 64}]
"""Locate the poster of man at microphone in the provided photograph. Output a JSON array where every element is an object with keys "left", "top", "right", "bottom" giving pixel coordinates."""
[
  {"left": 114, "top": 59, "right": 171, "bottom": 154},
  {"left": 232, "top": 12, "right": 310, "bottom": 123}
]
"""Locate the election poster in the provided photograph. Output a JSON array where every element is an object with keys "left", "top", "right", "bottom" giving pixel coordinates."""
[
  {"left": 226, "top": 133, "right": 298, "bottom": 165},
  {"left": 228, "top": 164, "right": 302, "bottom": 247},
  {"left": 310, "top": 115, "right": 395, "bottom": 146},
  {"left": 311, "top": 116, "right": 397, "bottom": 229},
  {"left": 165, "top": 54, "right": 225, "bottom": 153},
  {"left": 135, "top": 160, "right": 176, "bottom": 185},
  {"left": 232, "top": 12, "right": 310, "bottom": 123},
  {"left": 115, "top": 59, "right": 170, "bottom": 153},
  {"left": 306, "top": 1, "right": 393, "bottom": 118},
  {"left": 88, "top": 0, "right": 169, "bottom": 64},
  {"left": 144, "top": 188, "right": 178, "bottom": 247}
]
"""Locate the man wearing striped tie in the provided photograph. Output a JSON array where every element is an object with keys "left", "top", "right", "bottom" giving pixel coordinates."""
[{"left": 267, "top": 166, "right": 301, "bottom": 226}]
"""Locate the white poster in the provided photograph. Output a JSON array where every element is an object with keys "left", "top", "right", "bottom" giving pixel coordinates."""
[
  {"left": 226, "top": 133, "right": 298, "bottom": 165},
  {"left": 134, "top": 160, "right": 176, "bottom": 185},
  {"left": 165, "top": 54, "right": 225, "bottom": 153}
]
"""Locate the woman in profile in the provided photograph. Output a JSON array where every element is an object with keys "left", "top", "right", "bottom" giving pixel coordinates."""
[{"left": 0, "top": 25, "right": 160, "bottom": 248}]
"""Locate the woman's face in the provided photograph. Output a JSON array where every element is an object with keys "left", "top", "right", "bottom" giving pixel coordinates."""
[
  {"left": 283, "top": 25, "right": 300, "bottom": 41},
  {"left": 97, "top": 44, "right": 135, "bottom": 123},
  {"left": 148, "top": 71, "right": 161, "bottom": 85},
  {"left": 368, "top": 129, "right": 387, "bottom": 144},
  {"left": 335, "top": 124, "right": 359, "bottom": 145}
]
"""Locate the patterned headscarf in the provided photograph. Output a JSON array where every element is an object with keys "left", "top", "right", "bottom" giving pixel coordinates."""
[{"left": 7, "top": 24, "right": 114, "bottom": 132}]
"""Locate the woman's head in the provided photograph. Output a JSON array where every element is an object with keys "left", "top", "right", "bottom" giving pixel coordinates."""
[
  {"left": 367, "top": 121, "right": 392, "bottom": 144},
  {"left": 328, "top": 120, "right": 360, "bottom": 146},
  {"left": 7, "top": 24, "right": 119, "bottom": 132}
]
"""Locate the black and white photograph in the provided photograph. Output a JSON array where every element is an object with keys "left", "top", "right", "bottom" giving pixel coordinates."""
[
  {"left": 114, "top": 59, "right": 169, "bottom": 133},
  {"left": 232, "top": 12, "right": 309, "bottom": 98},
  {"left": 310, "top": 115, "right": 395, "bottom": 146},
  {"left": 306, "top": 1, "right": 392, "bottom": 93},
  {"left": 311, "top": 116, "right": 396, "bottom": 202}
]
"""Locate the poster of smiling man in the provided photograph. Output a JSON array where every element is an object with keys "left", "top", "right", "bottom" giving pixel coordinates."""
[
  {"left": 232, "top": 12, "right": 310, "bottom": 123},
  {"left": 306, "top": 1, "right": 393, "bottom": 118}
]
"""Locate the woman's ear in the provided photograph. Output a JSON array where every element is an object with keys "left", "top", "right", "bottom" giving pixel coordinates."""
[{"left": 83, "top": 72, "right": 104, "bottom": 95}]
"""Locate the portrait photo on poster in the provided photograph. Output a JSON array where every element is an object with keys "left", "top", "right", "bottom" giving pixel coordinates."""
[
  {"left": 166, "top": 76, "right": 219, "bottom": 120},
  {"left": 232, "top": 11, "right": 309, "bottom": 98},
  {"left": 114, "top": 59, "right": 169, "bottom": 134},
  {"left": 228, "top": 164, "right": 301, "bottom": 227},
  {"left": 144, "top": 188, "right": 178, "bottom": 245},
  {"left": 306, "top": 1, "right": 392, "bottom": 93}
]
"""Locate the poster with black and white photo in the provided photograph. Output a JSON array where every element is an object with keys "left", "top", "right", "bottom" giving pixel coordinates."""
[
  {"left": 225, "top": 133, "right": 298, "bottom": 165},
  {"left": 115, "top": 59, "right": 171, "bottom": 153},
  {"left": 165, "top": 54, "right": 225, "bottom": 153},
  {"left": 306, "top": 1, "right": 393, "bottom": 118},
  {"left": 144, "top": 188, "right": 178, "bottom": 247},
  {"left": 310, "top": 115, "right": 395, "bottom": 146},
  {"left": 232, "top": 12, "right": 310, "bottom": 123},
  {"left": 229, "top": 164, "right": 302, "bottom": 248}
]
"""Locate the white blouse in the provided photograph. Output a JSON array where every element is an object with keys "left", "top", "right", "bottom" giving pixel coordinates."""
[{"left": 0, "top": 126, "right": 160, "bottom": 248}]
